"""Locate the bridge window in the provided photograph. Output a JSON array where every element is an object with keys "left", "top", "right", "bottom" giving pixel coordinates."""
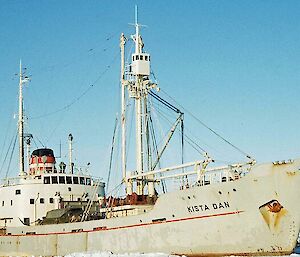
[
  {"left": 44, "top": 176, "right": 50, "bottom": 184},
  {"left": 66, "top": 176, "right": 72, "bottom": 184},
  {"left": 51, "top": 176, "right": 58, "bottom": 184},
  {"left": 86, "top": 178, "right": 91, "bottom": 185},
  {"left": 73, "top": 176, "right": 79, "bottom": 184},
  {"left": 80, "top": 177, "right": 85, "bottom": 185},
  {"left": 59, "top": 176, "right": 65, "bottom": 184}
]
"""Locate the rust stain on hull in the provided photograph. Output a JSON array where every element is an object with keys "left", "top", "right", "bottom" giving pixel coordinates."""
[
  {"left": 178, "top": 250, "right": 292, "bottom": 257},
  {"left": 259, "top": 200, "right": 286, "bottom": 229}
]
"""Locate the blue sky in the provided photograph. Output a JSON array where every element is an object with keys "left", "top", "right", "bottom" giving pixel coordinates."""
[{"left": 0, "top": 0, "right": 299, "bottom": 181}]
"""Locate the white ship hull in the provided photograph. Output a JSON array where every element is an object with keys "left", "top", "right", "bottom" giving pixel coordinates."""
[{"left": 1, "top": 159, "right": 300, "bottom": 256}]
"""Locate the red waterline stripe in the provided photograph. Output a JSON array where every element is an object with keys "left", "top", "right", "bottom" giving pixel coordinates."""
[{"left": 2, "top": 210, "right": 244, "bottom": 237}]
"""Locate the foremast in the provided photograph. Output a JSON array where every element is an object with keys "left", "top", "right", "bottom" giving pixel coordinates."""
[
  {"left": 133, "top": 6, "right": 145, "bottom": 195},
  {"left": 121, "top": 6, "right": 156, "bottom": 196},
  {"left": 120, "top": 7, "right": 221, "bottom": 197}
]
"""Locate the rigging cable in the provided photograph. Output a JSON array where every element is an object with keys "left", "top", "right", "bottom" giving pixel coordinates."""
[
  {"left": 0, "top": 115, "right": 15, "bottom": 166},
  {"left": 148, "top": 113, "right": 167, "bottom": 193},
  {"left": 33, "top": 33, "right": 118, "bottom": 74},
  {"left": 5, "top": 133, "right": 18, "bottom": 178},
  {"left": 33, "top": 135, "right": 45, "bottom": 148},
  {"left": 29, "top": 50, "right": 120, "bottom": 120},
  {"left": 147, "top": 96, "right": 167, "bottom": 192},
  {"left": 155, "top": 100, "right": 226, "bottom": 157},
  {"left": 149, "top": 91, "right": 182, "bottom": 114},
  {"left": 153, "top": 105, "right": 207, "bottom": 155},
  {"left": 0, "top": 131, "right": 17, "bottom": 176},
  {"left": 160, "top": 88, "right": 253, "bottom": 160},
  {"left": 106, "top": 116, "right": 119, "bottom": 194},
  {"left": 126, "top": 100, "right": 134, "bottom": 162}
]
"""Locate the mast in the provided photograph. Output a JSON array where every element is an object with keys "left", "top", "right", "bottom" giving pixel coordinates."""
[
  {"left": 121, "top": 6, "right": 155, "bottom": 196},
  {"left": 18, "top": 60, "right": 25, "bottom": 176},
  {"left": 120, "top": 33, "right": 133, "bottom": 194},
  {"left": 120, "top": 33, "right": 126, "bottom": 182},
  {"left": 134, "top": 5, "right": 144, "bottom": 195}
]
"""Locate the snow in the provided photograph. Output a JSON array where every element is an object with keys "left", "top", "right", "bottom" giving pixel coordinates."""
[
  {"left": 64, "top": 253, "right": 299, "bottom": 257},
  {"left": 65, "top": 253, "right": 182, "bottom": 257}
]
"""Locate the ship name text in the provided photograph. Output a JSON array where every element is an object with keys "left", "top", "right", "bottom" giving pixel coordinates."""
[{"left": 187, "top": 202, "right": 230, "bottom": 213}]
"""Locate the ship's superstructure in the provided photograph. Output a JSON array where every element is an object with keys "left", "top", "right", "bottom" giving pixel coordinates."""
[
  {"left": 0, "top": 7, "right": 300, "bottom": 257},
  {"left": 0, "top": 62, "right": 105, "bottom": 228}
]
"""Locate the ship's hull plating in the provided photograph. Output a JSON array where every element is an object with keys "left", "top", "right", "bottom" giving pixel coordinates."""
[{"left": 1, "top": 160, "right": 300, "bottom": 256}]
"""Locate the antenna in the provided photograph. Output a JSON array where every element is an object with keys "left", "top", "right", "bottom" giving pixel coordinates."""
[
  {"left": 135, "top": 5, "right": 138, "bottom": 26},
  {"left": 129, "top": 5, "right": 146, "bottom": 54},
  {"left": 134, "top": 5, "right": 140, "bottom": 53}
]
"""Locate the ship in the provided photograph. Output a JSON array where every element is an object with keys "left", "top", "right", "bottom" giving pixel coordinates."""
[{"left": 1, "top": 7, "right": 300, "bottom": 257}]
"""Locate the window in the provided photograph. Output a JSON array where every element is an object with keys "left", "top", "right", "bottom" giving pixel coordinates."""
[
  {"left": 30, "top": 199, "right": 34, "bottom": 205},
  {"left": 10, "top": 200, "right": 13, "bottom": 206},
  {"left": 140, "top": 55, "right": 143, "bottom": 60},
  {"left": 40, "top": 198, "right": 44, "bottom": 204},
  {"left": 49, "top": 198, "right": 54, "bottom": 204},
  {"left": 68, "top": 187, "right": 72, "bottom": 192},
  {"left": 2, "top": 201, "right": 4, "bottom": 206},
  {"left": 73, "top": 176, "right": 79, "bottom": 184},
  {"left": 44, "top": 176, "right": 50, "bottom": 184},
  {"left": 80, "top": 177, "right": 85, "bottom": 185},
  {"left": 59, "top": 176, "right": 65, "bottom": 184},
  {"left": 15, "top": 189, "right": 21, "bottom": 195},
  {"left": 66, "top": 176, "right": 72, "bottom": 184},
  {"left": 145, "top": 56, "right": 148, "bottom": 61},
  {"left": 86, "top": 178, "right": 91, "bottom": 185},
  {"left": 136, "top": 55, "right": 139, "bottom": 60},
  {"left": 133, "top": 56, "right": 135, "bottom": 61},
  {"left": 45, "top": 167, "right": 53, "bottom": 173},
  {"left": 24, "top": 218, "right": 30, "bottom": 226},
  {"left": 51, "top": 176, "right": 58, "bottom": 184}
]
